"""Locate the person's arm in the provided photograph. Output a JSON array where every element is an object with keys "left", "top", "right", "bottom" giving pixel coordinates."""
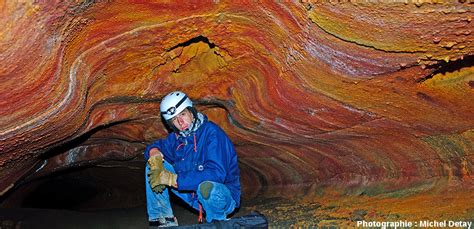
[
  {"left": 144, "top": 136, "right": 174, "bottom": 161},
  {"left": 149, "top": 148, "right": 163, "bottom": 158},
  {"left": 176, "top": 128, "right": 231, "bottom": 191}
]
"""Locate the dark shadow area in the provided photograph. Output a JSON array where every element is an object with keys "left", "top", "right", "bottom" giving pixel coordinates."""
[
  {"left": 417, "top": 55, "right": 474, "bottom": 83},
  {"left": 21, "top": 170, "right": 98, "bottom": 210},
  {"left": 0, "top": 161, "right": 252, "bottom": 228},
  {"left": 167, "top": 35, "right": 216, "bottom": 51},
  {"left": 0, "top": 163, "right": 148, "bottom": 228},
  {"left": 1, "top": 161, "right": 146, "bottom": 211}
]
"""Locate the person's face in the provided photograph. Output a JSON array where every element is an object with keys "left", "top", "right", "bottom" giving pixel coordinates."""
[{"left": 171, "top": 108, "right": 194, "bottom": 131}]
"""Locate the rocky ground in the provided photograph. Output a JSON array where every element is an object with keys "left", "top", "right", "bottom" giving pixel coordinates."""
[
  {"left": 1, "top": 189, "right": 473, "bottom": 229},
  {"left": 1, "top": 165, "right": 473, "bottom": 228}
]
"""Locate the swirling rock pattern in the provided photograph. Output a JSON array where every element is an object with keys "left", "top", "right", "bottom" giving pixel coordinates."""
[{"left": 1, "top": 1, "right": 473, "bottom": 201}]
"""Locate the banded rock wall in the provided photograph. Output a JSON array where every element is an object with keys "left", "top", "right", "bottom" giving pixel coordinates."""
[{"left": 1, "top": 1, "right": 473, "bottom": 198}]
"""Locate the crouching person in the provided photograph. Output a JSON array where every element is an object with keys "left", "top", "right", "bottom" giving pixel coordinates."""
[{"left": 144, "top": 91, "right": 241, "bottom": 227}]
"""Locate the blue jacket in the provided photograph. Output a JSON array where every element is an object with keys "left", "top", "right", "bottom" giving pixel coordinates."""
[{"left": 144, "top": 115, "right": 241, "bottom": 207}]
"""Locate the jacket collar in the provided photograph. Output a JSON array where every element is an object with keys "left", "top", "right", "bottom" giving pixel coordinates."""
[{"left": 178, "top": 112, "right": 206, "bottom": 138}]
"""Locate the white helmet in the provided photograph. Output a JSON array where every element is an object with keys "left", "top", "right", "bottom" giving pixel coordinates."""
[{"left": 160, "top": 91, "right": 193, "bottom": 120}]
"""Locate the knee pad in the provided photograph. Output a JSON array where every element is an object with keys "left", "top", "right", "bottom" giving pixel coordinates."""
[{"left": 199, "top": 181, "right": 214, "bottom": 200}]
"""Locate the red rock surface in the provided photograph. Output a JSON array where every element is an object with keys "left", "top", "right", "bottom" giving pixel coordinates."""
[{"left": 1, "top": 1, "right": 473, "bottom": 204}]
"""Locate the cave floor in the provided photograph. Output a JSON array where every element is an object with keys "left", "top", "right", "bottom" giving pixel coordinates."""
[
  {"left": 1, "top": 188, "right": 473, "bottom": 229},
  {"left": 1, "top": 165, "right": 473, "bottom": 228},
  {"left": 251, "top": 188, "right": 474, "bottom": 228}
]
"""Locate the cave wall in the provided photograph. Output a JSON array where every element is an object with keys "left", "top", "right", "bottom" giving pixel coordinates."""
[{"left": 1, "top": 1, "right": 473, "bottom": 198}]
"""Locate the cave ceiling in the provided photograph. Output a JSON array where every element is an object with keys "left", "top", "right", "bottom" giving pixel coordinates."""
[{"left": 0, "top": 1, "right": 473, "bottom": 198}]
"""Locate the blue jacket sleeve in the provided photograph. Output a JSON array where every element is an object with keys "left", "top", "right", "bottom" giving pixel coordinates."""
[
  {"left": 144, "top": 135, "right": 175, "bottom": 162},
  {"left": 176, "top": 128, "right": 229, "bottom": 191}
]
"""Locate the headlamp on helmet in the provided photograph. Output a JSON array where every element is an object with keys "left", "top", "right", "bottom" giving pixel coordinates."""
[{"left": 160, "top": 91, "right": 193, "bottom": 120}]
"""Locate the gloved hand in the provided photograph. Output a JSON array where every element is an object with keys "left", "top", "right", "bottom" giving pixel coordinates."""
[
  {"left": 148, "top": 155, "right": 164, "bottom": 171},
  {"left": 148, "top": 169, "right": 178, "bottom": 190},
  {"left": 147, "top": 155, "right": 166, "bottom": 193},
  {"left": 147, "top": 155, "right": 178, "bottom": 191},
  {"left": 155, "top": 169, "right": 178, "bottom": 188},
  {"left": 151, "top": 183, "right": 166, "bottom": 193}
]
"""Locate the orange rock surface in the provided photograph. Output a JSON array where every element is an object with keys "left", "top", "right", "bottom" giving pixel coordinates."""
[{"left": 0, "top": 1, "right": 473, "bottom": 218}]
